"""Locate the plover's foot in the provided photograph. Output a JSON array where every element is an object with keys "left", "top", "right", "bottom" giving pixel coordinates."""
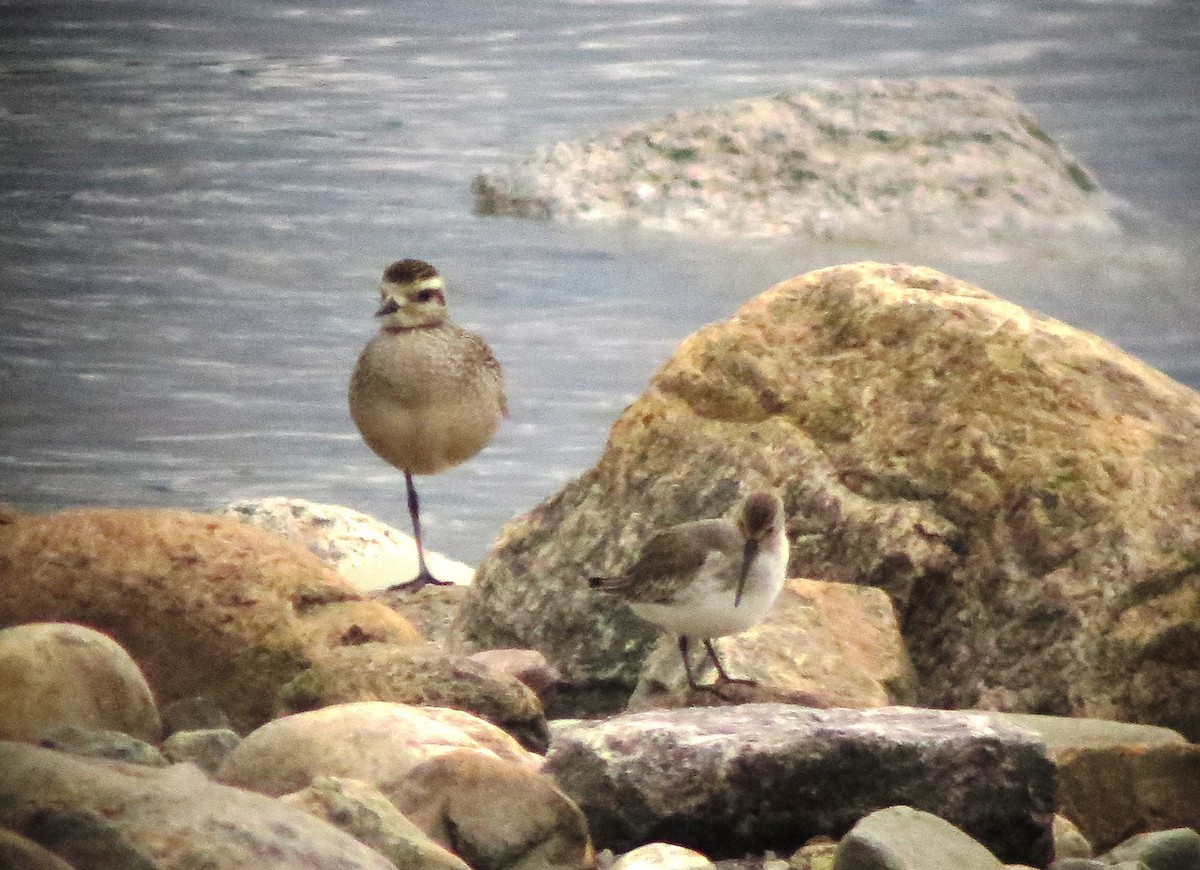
[{"left": 387, "top": 570, "right": 455, "bottom": 593}]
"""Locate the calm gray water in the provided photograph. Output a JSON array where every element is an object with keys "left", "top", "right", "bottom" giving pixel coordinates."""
[{"left": 2, "top": 0, "right": 1198, "bottom": 565}]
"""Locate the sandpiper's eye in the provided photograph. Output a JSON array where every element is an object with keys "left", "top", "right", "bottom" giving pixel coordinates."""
[{"left": 416, "top": 289, "right": 437, "bottom": 302}]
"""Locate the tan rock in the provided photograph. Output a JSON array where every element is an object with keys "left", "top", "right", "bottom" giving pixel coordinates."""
[
  {"left": 454, "top": 262, "right": 1200, "bottom": 736},
  {"left": 0, "top": 740, "right": 399, "bottom": 869},
  {"left": 0, "top": 828, "right": 77, "bottom": 870},
  {"left": 468, "top": 648, "right": 561, "bottom": 697},
  {"left": 978, "top": 711, "right": 1195, "bottom": 853},
  {"left": 218, "top": 702, "right": 588, "bottom": 870},
  {"left": 380, "top": 583, "right": 472, "bottom": 647},
  {"left": 394, "top": 749, "right": 593, "bottom": 870},
  {"left": 611, "top": 842, "right": 714, "bottom": 869},
  {"left": 216, "top": 701, "right": 538, "bottom": 797},
  {"left": 629, "top": 578, "right": 916, "bottom": 709},
  {"left": 1053, "top": 814, "right": 1093, "bottom": 861},
  {"left": 0, "top": 622, "right": 161, "bottom": 742},
  {"left": 0, "top": 507, "right": 423, "bottom": 732},
  {"left": 223, "top": 497, "right": 474, "bottom": 590},
  {"left": 278, "top": 643, "right": 550, "bottom": 753},
  {"left": 1052, "top": 742, "right": 1200, "bottom": 853},
  {"left": 282, "top": 775, "right": 470, "bottom": 870}
]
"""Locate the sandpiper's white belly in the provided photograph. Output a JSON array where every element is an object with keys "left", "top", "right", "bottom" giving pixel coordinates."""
[{"left": 629, "top": 546, "right": 787, "bottom": 639}]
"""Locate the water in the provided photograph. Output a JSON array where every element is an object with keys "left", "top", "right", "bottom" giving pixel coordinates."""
[{"left": 2, "top": 0, "right": 1197, "bottom": 565}]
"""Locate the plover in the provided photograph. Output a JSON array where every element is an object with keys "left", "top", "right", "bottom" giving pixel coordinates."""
[
  {"left": 589, "top": 490, "right": 789, "bottom": 692},
  {"left": 349, "top": 258, "right": 507, "bottom": 591}
]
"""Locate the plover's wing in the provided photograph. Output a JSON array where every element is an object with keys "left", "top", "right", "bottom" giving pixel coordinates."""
[
  {"left": 598, "top": 518, "right": 742, "bottom": 604},
  {"left": 449, "top": 323, "right": 509, "bottom": 418}
]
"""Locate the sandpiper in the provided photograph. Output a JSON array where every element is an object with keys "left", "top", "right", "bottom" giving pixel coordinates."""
[
  {"left": 589, "top": 489, "right": 789, "bottom": 692},
  {"left": 349, "top": 258, "right": 507, "bottom": 592}
]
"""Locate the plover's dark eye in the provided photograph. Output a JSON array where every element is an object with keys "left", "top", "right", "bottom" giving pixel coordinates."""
[{"left": 416, "top": 289, "right": 437, "bottom": 302}]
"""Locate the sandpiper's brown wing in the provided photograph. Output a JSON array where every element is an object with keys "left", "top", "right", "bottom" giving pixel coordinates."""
[{"left": 592, "top": 518, "right": 741, "bottom": 604}]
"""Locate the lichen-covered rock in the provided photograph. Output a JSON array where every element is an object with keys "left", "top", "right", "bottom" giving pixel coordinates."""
[
  {"left": 0, "top": 622, "right": 161, "bottom": 742},
  {"left": 161, "top": 728, "right": 241, "bottom": 774},
  {"left": 0, "top": 741, "right": 400, "bottom": 869},
  {"left": 473, "top": 79, "right": 1117, "bottom": 242},
  {"left": 629, "top": 578, "right": 915, "bottom": 710},
  {"left": 277, "top": 643, "right": 550, "bottom": 753},
  {"left": 39, "top": 724, "right": 167, "bottom": 767},
  {"left": 1100, "top": 828, "right": 1200, "bottom": 870},
  {"left": 222, "top": 497, "right": 474, "bottom": 590},
  {"left": 453, "top": 262, "right": 1200, "bottom": 736},
  {"left": 544, "top": 704, "right": 1054, "bottom": 865},
  {"left": 0, "top": 507, "right": 423, "bottom": 733}
]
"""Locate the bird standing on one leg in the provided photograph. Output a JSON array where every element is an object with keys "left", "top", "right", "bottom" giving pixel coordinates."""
[
  {"left": 349, "top": 258, "right": 507, "bottom": 592},
  {"left": 589, "top": 489, "right": 789, "bottom": 693}
]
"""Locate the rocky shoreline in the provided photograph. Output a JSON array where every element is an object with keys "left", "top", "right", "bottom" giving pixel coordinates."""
[{"left": 2, "top": 262, "right": 1199, "bottom": 869}]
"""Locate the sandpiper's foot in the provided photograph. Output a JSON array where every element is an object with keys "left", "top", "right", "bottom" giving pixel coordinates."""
[
  {"left": 386, "top": 570, "right": 455, "bottom": 593},
  {"left": 715, "top": 675, "right": 758, "bottom": 687}
]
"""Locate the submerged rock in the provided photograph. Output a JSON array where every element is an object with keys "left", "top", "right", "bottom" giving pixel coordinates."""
[{"left": 473, "top": 79, "right": 1117, "bottom": 242}]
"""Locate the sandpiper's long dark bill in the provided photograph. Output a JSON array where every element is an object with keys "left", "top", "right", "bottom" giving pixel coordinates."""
[
  {"left": 349, "top": 258, "right": 507, "bottom": 592},
  {"left": 589, "top": 489, "right": 789, "bottom": 692}
]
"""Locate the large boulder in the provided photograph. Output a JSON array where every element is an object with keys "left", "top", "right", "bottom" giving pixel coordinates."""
[
  {"left": 453, "top": 262, "right": 1200, "bottom": 734},
  {"left": 544, "top": 704, "right": 1054, "bottom": 866},
  {"left": 0, "top": 622, "right": 161, "bottom": 742},
  {"left": 0, "top": 741, "right": 400, "bottom": 869},
  {"left": 0, "top": 507, "right": 423, "bottom": 733}
]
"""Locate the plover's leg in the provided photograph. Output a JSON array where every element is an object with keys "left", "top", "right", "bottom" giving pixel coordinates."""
[
  {"left": 703, "top": 638, "right": 757, "bottom": 687},
  {"left": 388, "top": 472, "right": 453, "bottom": 592}
]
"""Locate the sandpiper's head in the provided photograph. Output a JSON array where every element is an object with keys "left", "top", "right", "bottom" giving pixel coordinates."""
[
  {"left": 737, "top": 489, "right": 785, "bottom": 543},
  {"left": 735, "top": 489, "right": 785, "bottom": 606},
  {"left": 375, "top": 258, "right": 448, "bottom": 329}
]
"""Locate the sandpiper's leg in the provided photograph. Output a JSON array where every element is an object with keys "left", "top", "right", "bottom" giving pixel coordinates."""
[
  {"left": 703, "top": 638, "right": 757, "bottom": 687},
  {"left": 387, "top": 471, "right": 453, "bottom": 592},
  {"left": 678, "top": 636, "right": 706, "bottom": 692}
]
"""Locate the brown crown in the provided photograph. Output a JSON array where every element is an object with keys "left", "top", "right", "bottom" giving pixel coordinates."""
[{"left": 382, "top": 258, "right": 440, "bottom": 284}]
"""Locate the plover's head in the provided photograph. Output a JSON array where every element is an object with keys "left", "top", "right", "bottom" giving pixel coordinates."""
[{"left": 375, "top": 258, "right": 448, "bottom": 329}]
